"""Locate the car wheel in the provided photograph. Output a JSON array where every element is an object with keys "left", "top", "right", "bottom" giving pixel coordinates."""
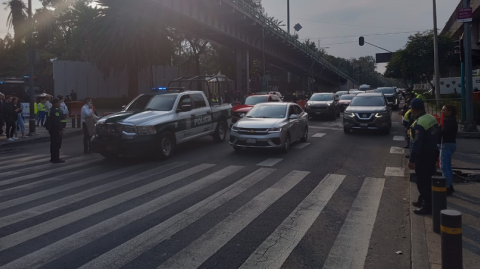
[
  {"left": 100, "top": 151, "right": 119, "bottom": 159},
  {"left": 213, "top": 119, "right": 227, "bottom": 143},
  {"left": 282, "top": 133, "right": 291, "bottom": 153},
  {"left": 336, "top": 111, "right": 340, "bottom": 117},
  {"left": 156, "top": 131, "right": 175, "bottom": 160},
  {"left": 344, "top": 127, "right": 351, "bottom": 134},
  {"left": 300, "top": 126, "right": 308, "bottom": 142}
]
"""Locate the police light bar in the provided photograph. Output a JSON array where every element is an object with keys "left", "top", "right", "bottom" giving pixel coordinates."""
[{"left": 151, "top": 87, "right": 185, "bottom": 92}]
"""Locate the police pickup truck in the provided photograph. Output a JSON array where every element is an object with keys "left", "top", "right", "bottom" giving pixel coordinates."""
[{"left": 91, "top": 89, "right": 232, "bottom": 159}]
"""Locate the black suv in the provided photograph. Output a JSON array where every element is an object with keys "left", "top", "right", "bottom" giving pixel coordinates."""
[
  {"left": 374, "top": 87, "right": 400, "bottom": 110},
  {"left": 343, "top": 93, "right": 392, "bottom": 134},
  {"left": 304, "top": 93, "right": 340, "bottom": 120}
]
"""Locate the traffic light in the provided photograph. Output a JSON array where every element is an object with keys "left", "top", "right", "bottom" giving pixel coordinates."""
[
  {"left": 454, "top": 39, "right": 464, "bottom": 62},
  {"left": 359, "top": 36, "right": 365, "bottom": 46}
]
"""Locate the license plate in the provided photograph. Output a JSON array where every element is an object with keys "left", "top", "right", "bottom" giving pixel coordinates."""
[
  {"left": 246, "top": 139, "right": 256, "bottom": 144},
  {"left": 360, "top": 123, "right": 368, "bottom": 127},
  {"left": 316, "top": 112, "right": 322, "bottom": 114}
]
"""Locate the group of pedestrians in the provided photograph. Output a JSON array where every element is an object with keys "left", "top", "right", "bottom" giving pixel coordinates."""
[
  {"left": 401, "top": 89, "right": 458, "bottom": 216},
  {"left": 0, "top": 93, "right": 26, "bottom": 141}
]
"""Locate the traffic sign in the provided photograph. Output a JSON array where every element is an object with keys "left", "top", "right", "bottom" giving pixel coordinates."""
[{"left": 458, "top": 8, "right": 472, "bottom": 23}]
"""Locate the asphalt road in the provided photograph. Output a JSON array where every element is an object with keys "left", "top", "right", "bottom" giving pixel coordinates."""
[{"left": 0, "top": 111, "right": 411, "bottom": 269}]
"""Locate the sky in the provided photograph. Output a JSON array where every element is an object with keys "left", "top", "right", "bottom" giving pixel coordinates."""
[{"left": 0, "top": 0, "right": 461, "bottom": 74}]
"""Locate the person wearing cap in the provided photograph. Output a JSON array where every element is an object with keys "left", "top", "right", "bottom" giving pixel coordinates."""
[
  {"left": 408, "top": 98, "right": 440, "bottom": 215},
  {"left": 48, "top": 98, "right": 65, "bottom": 163}
]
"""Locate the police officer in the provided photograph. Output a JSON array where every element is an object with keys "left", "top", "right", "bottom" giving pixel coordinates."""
[
  {"left": 48, "top": 98, "right": 65, "bottom": 163},
  {"left": 408, "top": 99, "right": 440, "bottom": 215}
]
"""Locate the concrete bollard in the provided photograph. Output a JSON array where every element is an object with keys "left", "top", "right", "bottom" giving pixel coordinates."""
[
  {"left": 432, "top": 176, "right": 447, "bottom": 234},
  {"left": 441, "top": 209, "right": 462, "bottom": 269}
]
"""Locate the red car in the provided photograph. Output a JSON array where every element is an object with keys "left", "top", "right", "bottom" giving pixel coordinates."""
[
  {"left": 338, "top": 94, "right": 356, "bottom": 112},
  {"left": 232, "top": 94, "right": 281, "bottom": 123}
]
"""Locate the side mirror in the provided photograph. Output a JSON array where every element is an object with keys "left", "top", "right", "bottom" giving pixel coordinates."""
[
  {"left": 289, "top": 114, "right": 298, "bottom": 120},
  {"left": 177, "top": 104, "right": 192, "bottom": 112},
  {"left": 121, "top": 105, "right": 126, "bottom": 110}
]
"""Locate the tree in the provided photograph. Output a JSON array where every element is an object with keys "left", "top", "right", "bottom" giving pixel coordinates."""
[
  {"left": 87, "top": 0, "right": 174, "bottom": 98},
  {"left": 385, "top": 31, "right": 459, "bottom": 90},
  {"left": 3, "top": 0, "right": 27, "bottom": 46}
]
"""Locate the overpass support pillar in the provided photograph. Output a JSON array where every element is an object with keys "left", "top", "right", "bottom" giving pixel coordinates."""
[{"left": 235, "top": 49, "right": 249, "bottom": 95}]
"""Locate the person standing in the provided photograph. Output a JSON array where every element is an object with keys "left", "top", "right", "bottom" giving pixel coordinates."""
[
  {"left": 58, "top": 95, "right": 69, "bottom": 128},
  {"left": 439, "top": 105, "right": 458, "bottom": 196},
  {"left": 71, "top": 90, "right": 78, "bottom": 101},
  {"left": 81, "top": 98, "right": 95, "bottom": 153},
  {"left": 12, "top": 97, "right": 24, "bottom": 139},
  {"left": 44, "top": 96, "right": 53, "bottom": 114},
  {"left": 37, "top": 98, "right": 46, "bottom": 127},
  {"left": 0, "top": 93, "right": 5, "bottom": 136},
  {"left": 3, "top": 96, "right": 16, "bottom": 141},
  {"left": 48, "top": 98, "right": 65, "bottom": 163},
  {"left": 408, "top": 99, "right": 440, "bottom": 215}
]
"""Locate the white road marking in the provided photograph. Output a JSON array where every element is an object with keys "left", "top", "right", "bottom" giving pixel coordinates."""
[
  {"left": 0, "top": 155, "right": 67, "bottom": 172},
  {"left": 0, "top": 162, "right": 186, "bottom": 227},
  {"left": 312, "top": 133, "right": 327, "bottom": 138},
  {"left": 322, "top": 177, "right": 385, "bottom": 269},
  {"left": 0, "top": 155, "right": 48, "bottom": 166},
  {"left": 257, "top": 158, "right": 283, "bottom": 167},
  {"left": 0, "top": 163, "right": 214, "bottom": 251},
  {"left": 0, "top": 165, "right": 243, "bottom": 269},
  {"left": 393, "top": 136, "right": 405, "bottom": 141},
  {"left": 79, "top": 168, "right": 276, "bottom": 269},
  {"left": 390, "top": 147, "right": 405, "bottom": 154},
  {"left": 0, "top": 154, "right": 30, "bottom": 162},
  {"left": 309, "top": 126, "right": 342, "bottom": 131},
  {"left": 292, "top": 143, "right": 310, "bottom": 149},
  {"left": 157, "top": 170, "right": 310, "bottom": 269},
  {"left": 240, "top": 174, "right": 346, "bottom": 269},
  {"left": 384, "top": 167, "right": 405, "bottom": 177}
]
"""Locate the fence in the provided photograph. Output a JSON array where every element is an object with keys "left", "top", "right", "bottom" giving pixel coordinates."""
[{"left": 424, "top": 98, "right": 480, "bottom": 124}]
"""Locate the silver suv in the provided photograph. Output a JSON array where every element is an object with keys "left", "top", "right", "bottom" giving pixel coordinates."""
[{"left": 343, "top": 93, "right": 392, "bottom": 134}]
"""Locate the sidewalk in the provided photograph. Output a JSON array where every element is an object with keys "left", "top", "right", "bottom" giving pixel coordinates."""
[
  {"left": 0, "top": 119, "right": 83, "bottom": 149},
  {"left": 410, "top": 138, "right": 480, "bottom": 269}
]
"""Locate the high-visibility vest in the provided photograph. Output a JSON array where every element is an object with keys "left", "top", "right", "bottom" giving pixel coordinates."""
[
  {"left": 34, "top": 103, "right": 38, "bottom": 114},
  {"left": 38, "top": 103, "right": 45, "bottom": 112}
]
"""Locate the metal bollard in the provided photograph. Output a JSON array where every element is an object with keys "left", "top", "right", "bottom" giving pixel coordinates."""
[
  {"left": 432, "top": 176, "right": 447, "bottom": 234},
  {"left": 72, "top": 115, "right": 75, "bottom": 128},
  {"left": 77, "top": 115, "right": 81, "bottom": 128},
  {"left": 441, "top": 209, "right": 462, "bottom": 269}
]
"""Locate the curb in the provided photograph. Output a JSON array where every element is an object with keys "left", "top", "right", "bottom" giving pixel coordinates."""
[{"left": 0, "top": 130, "right": 83, "bottom": 149}]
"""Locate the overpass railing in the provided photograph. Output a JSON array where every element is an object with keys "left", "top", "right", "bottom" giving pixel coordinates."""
[{"left": 229, "top": 0, "right": 357, "bottom": 84}]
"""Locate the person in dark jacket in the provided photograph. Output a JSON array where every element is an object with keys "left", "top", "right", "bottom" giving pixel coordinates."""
[
  {"left": 440, "top": 105, "right": 458, "bottom": 196},
  {"left": 408, "top": 99, "right": 440, "bottom": 215},
  {"left": 0, "top": 93, "right": 5, "bottom": 136},
  {"left": 48, "top": 98, "right": 65, "bottom": 163},
  {"left": 3, "top": 96, "right": 16, "bottom": 141}
]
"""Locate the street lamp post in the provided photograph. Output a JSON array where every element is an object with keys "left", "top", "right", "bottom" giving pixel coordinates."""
[
  {"left": 287, "top": 0, "right": 290, "bottom": 34},
  {"left": 27, "top": 0, "right": 36, "bottom": 136},
  {"left": 463, "top": 0, "right": 478, "bottom": 132},
  {"left": 432, "top": 0, "right": 441, "bottom": 108}
]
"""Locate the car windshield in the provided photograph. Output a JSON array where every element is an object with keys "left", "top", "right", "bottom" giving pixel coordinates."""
[
  {"left": 310, "top": 94, "right": 334, "bottom": 101},
  {"left": 340, "top": 95, "right": 355, "bottom": 100},
  {"left": 246, "top": 105, "right": 287, "bottom": 119},
  {"left": 125, "top": 94, "right": 178, "bottom": 111},
  {"left": 336, "top": 91, "right": 348, "bottom": 96},
  {"left": 244, "top": 96, "right": 268, "bottom": 105},
  {"left": 375, "top": 88, "right": 396, "bottom": 94},
  {"left": 350, "top": 96, "right": 385, "bottom": 106}
]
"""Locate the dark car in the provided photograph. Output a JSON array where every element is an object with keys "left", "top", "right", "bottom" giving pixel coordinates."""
[
  {"left": 338, "top": 94, "right": 356, "bottom": 112},
  {"left": 343, "top": 93, "right": 392, "bottom": 134},
  {"left": 304, "top": 93, "right": 339, "bottom": 120},
  {"left": 374, "top": 87, "right": 400, "bottom": 110}
]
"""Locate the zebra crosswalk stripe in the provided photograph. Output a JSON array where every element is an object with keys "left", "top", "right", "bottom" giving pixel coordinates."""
[
  {"left": 0, "top": 163, "right": 213, "bottom": 252},
  {"left": 156, "top": 170, "right": 310, "bottom": 269},
  {"left": 0, "top": 154, "right": 49, "bottom": 166},
  {"left": 239, "top": 173, "right": 346, "bottom": 269},
  {"left": 0, "top": 165, "right": 242, "bottom": 269},
  {"left": 0, "top": 162, "right": 185, "bottom": 227},
  {"left": 322, "top": 177, "right": 385, "bottom": 269},
  {"left": 78, "top": 168, "right": 276, "bottom": 269},
  {"left": 0, "top": 155, "right": 67, "bottom": 172},
  {"left": 0, "top": 153, "right": 30, "bottom": 162}
]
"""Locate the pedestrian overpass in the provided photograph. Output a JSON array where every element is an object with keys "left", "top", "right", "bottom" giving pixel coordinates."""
[{"left": 156, "top": 0, "right": 357, "bottom": 93}]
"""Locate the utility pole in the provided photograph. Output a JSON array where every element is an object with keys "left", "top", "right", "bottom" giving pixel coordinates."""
[
  {"left": 433, "top": 0, "right": 441, "bottom": 108},
  {"left": 287, "top": 0, "right": 290, "bottom": 34},
  {"left": 27, "top": 0, "right": 36, "bottom": 136},
  {"left": 463, "top": 0, "right": 478, "bottom": 131}
]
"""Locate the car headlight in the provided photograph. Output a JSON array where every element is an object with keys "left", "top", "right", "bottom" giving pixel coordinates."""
[
  {"left": 344, "top": 112, "right": 355, "bottom": 117},
  {"left": 239, "top": 113, "right": 246, "bottom": 118},
  {"left": 375, "top": 112, "right": 387, "bottom": 118},
  {"left": 122, "top": 125, "right": 136, "bottom": 134},
  {"left": 137, "top": 126, "right": 157, "bottom": 135},
  {"left": 267, "top": 127, "right": 282, "bottom": 133},
  {"left": 231, "top": 125, "right": 238, "bottom": 132}
]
